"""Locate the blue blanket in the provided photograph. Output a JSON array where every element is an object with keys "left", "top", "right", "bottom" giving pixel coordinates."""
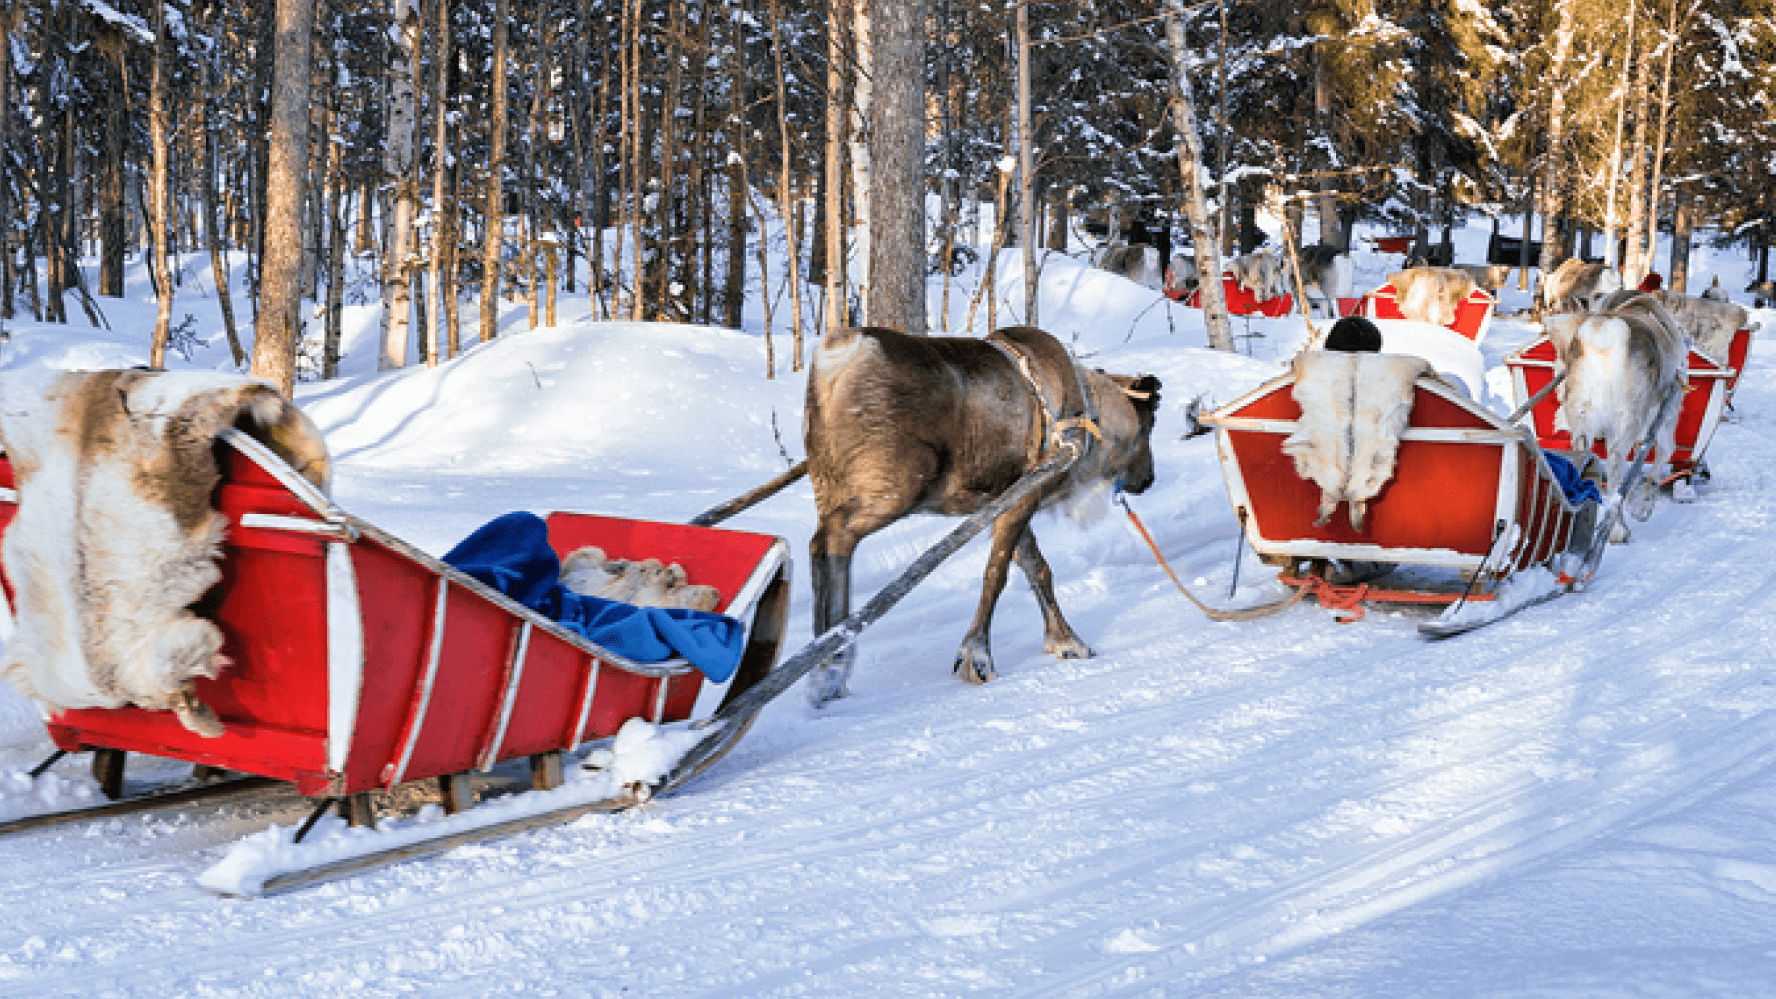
[
  {"left": 1544, "top": 453, "right": 1604, "bottom": 506},
  {"left": 442, "top": 512, "right": 746, "bottom": 684}
]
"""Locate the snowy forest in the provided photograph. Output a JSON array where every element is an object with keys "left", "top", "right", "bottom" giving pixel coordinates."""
[{"left": 4, "top": 0, "right": 1776, "bottom": 390}]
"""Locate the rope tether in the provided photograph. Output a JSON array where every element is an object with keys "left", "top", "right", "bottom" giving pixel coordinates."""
[{"left": 1117, "top": 492, "right": 1308, "bottom": 622}]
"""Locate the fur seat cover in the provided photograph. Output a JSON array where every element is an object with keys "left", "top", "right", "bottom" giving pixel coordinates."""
[
  {"left": 0, "top": 368, "right": 329, "bottom": 737},
  {"left": 1282, "top": 351, "right": 1431, "bottom": 530}
]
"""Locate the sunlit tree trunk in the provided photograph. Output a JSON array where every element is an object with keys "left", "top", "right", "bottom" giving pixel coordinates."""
[
  {"left": 1535, "top": 0, "right": 1577, "bottom": 291},
  {"left": 1644, "top": 0, "right": 1680, "bottom": 284},
  {"left": 1601, "top": 0, "right": 1637, "bottom": 271},
  {"left": 148, "top": 0, "right": 175, "bottom": 365},
  {"left": 1623, "top": 21, "right": 1656, "bottom": 287}
]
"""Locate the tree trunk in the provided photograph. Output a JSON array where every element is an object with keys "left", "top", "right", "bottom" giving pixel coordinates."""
[
  {"left": 380, "top": 0, "right": 421, "bottom": 369},
  {"left": 149, "top": 0, "right": 175, "bottom": 364},
  {"left": 1164, "top": 0, "right": 1232, "bottom": 351},
  {"left": 823, "top": 0, "right": 848, "bottom": 331},
  {"left": 1669, "top": 183, "right": 1693, "bottom": 293},
  {"left": 428, "top": 0, "right": 454, "bottom": 365},
  {"left": 252, "top": 0, "right": 317, "bottom": 397},
  {"left": 1535, "top": 0, "right": 1578, "bottom": 293},
  {"left": 202, "top": 66, "right": 246, "bottom": 367},
  {"left": 767, "top": 0, "right": 807, "bottom": 366},
  {"left": 1643, "top": 0, "right": 1680, "bottom": 284},
  {"left": 479, "top": 0, "right": 510, "bottom": 342},
  {"left": 1622, "top": 21, "right": 1655, "bottom": 287},
  {"left": 1, "top": 10, "right": 16, "bottom": 320},
  {"left": 1600, "top": 0, "right": 1637, "bottom": 271},
  {"left": 99, "top": 45, "right": 127, "bottom": 297},
  {"left": 1314, "top": 46, "right": 1341, "bottom": 248},
  {"left": 324, "top": 110, "right": 347, "bottom": 379},
  {"left": 724, "top": 5, "right": 749, "bottom": 330},
  {"left": 1015, "top": 0, "right": 1035, "bottom": 326},
  {"left": 848, "top": 0, "right": 873, "bottom": 322}
]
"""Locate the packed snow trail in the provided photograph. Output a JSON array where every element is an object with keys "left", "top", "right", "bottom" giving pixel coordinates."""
[{"left": 1, "top": 243, "right": 1775, "bottom": 996}]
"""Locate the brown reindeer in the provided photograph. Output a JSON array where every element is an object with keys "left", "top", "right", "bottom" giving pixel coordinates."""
[{"left": 803, "top": 325, "right": 1161, "bottom": 706}]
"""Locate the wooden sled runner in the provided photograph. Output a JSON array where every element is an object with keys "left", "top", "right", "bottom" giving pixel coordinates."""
[
  {"left": 0, "top": 429, "right": 791, "bottom": 890},
  {"left": 1202, "top": 364, "right": 1603, "bottom": 636}
]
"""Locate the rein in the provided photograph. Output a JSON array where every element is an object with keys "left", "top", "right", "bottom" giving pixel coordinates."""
[{"left": 1116, "top": 490, "right": 1308, "bottom": 622}]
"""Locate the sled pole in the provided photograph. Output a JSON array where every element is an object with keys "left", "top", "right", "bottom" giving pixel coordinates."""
[
  {"left": 688, "top": 461, "right": 809, "bottom": 527},
  {"left": 1506, "top": 368, "right": 1567, "bottom": 426},
  {"left": 669, "top": 440, "right": 1086, "bottom": 783}
]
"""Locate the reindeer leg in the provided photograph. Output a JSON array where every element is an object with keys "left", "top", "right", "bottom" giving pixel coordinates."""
[
  {"left": 806, "top": 494, "right": 908, "bottom": 706},
  {"left": 807, "top": 549, "right": 856, "bottom": 706},
  {"left": 1015, "top": 529, "right": 1094, "bottom": 661},
  {"left": 954, "top": 499, "right": 1039, "bottom": 684}
]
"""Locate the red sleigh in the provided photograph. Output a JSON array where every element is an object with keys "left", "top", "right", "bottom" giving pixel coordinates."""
[
  {"left": 1359, "top": 283, "right": 1497, "bottom": 344},
  {"left": 0, "top": 430, "right": 791, "bottom": 808},
  {"left": 1202, "top": 366, "right": 1601, "bottom": 633},
  {"left": 1503, "top": 335, "right": 1734, "bottom": 485}
]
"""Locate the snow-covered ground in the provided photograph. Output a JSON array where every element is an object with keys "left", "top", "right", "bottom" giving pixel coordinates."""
[{"left": 0, "top": 220, "right": 1774, "bottom": 997}]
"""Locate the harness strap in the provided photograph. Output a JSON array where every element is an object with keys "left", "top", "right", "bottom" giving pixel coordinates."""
[{"left": 986, "top": 336, "right": 1103, "bottom": 462}]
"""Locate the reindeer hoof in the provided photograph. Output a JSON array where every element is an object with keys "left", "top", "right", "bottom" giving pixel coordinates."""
[
  {"left": 806, "top": 659, "right": 852, "bottom": 707},
  {"left": 1046, "top": 637, "right": 1095, "bottom": 660},
  {"left": 1626, "top": 478, "right": 1658, "bottom": 522},
  {"left": 954, "top": 645, "right": 997, "bottom": 685}
]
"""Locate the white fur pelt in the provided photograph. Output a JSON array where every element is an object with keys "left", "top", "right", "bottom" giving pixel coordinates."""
[
  {"left": 1229, "top": 250, "right": 1286, "bottom": 301},
  {"left": 1389, "top": 267, "right": 1478, "bottom": 327},
  {"left": 1282, "top": 351, "right": 1431, "bottom": 530},
  {"left": 1543, "top": 292, "right": 1689, "bottom": 496},
  {"left": 0, "top": 369, "right": 329, "bottom": 737},
  {"left": 1655, "top": 290, "right": 1749, "bottom": 361},
  {"left": 560, "top": 547, "right": 722, "bottom": 612}
]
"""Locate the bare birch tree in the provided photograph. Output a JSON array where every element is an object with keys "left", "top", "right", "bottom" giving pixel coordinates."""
[
  {"left": 1164, "top": 0, "right": 1232, "bottom": 351},
  {"left": 380, "top": 0, "right": 421, "bottom": 369}
]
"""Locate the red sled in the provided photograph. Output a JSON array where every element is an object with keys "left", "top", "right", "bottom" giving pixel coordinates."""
[
  {"left": 0, "top": 430, "right": 792, "bottom": 802},
  {"left": 1168, "top": 271, "right": 1294, "bottom": 317},
  {"left": 1202, "top": 368, "right": 1601, "bottom": 633},
  {"left": 1360, "top": 282, "right": 1497, "bottom": 344},
  {"left": 1504, "top": 335, "right": 1731, "bottom": 483}
]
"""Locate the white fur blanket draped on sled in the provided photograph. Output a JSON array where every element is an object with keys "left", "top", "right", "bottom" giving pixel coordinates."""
[
  {"left": 1281, "top": 351, "right": 1431, "bottom": 530},
  {"left": 0, "top": 369, "right": 329, "bottom": 736}
]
